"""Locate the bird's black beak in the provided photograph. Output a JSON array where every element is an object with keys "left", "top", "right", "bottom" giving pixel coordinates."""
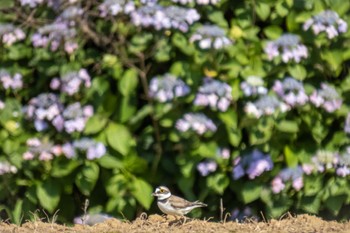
[{"left": 152, "top": 192, "right": 157, "bottom": 197}]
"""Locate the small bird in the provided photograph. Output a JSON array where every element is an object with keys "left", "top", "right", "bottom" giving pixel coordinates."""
[{"left": 152, "top": 186, "right": 207, "bottom": 217}]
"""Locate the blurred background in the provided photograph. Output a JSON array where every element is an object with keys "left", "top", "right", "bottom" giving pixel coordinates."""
[{"left": 0, "top": 0, "right": 349, "bottom": 224}]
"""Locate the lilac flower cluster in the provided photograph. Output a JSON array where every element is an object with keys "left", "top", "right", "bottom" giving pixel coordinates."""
[
  {"left": 0, "top": 161, "right": 17, "bottom": 175},
  {"left": 50, "top": 69, "right": 91, "bottom": 95},
  {"left": 190, "top": 25, "right": 232, "bottom": 49},
  {"left": 344, "top": 113, "right": 350, "bottom": 134},
  {"left": 273, "top": 77, "right": 308, "bottom": 107},
  {"left": 172, "top": 0, "right": 220, "bottom": 4},
  {"left": 231, "top": 207, "right": 257, "bottom": 222},
  {"left": 130, "top": 4, "right": 200, "bottom": 32},
  {"left": 303, "top": 10, "right": 348, "bottom": 39},
  {"left": 23, "top": 137, "right": 106, "bottom": 161},
  {"left": 244, "top": 95, "right": 289, "bottom": 118},
  {"left": 232, "top": 149, "right": 273, "bottom": 180},
  {"left": 0, "top": 69, "right": 23, "bottom": 91},
  {"left": 264, "top": 34, "right": 308, "bottom": 63},
  {"left": 57, "top": 102, "right": 94, "bottom": 133},
  {"left": 24, "top": 93, "right": 93, "bottom": 133},
  {"left": 23, "top": 137, "right": 57, "bottom": 161},
  {"left": 0, "top": 23, "right": 25, "bottom": 46},
  {"left": 24, "top": 93, "right": 63, "bottom": 132},
  {"left": 194, "top": 78, "right": 232, "bottom": 112},
  {"left": 197, "top": 147, "right": 230, "bottom": 176},
  {"left": 271, "top": 166, "right": 304, "bottom": 194},
  {"left": 31, "top": 6, "right": 83, "bottom": 54},
  {"left": 149, "top": 73, "right": 190, "bottom": 102},
  {"left": 309, "top": 83, "right": 342, "bottom": 112},
  {"left": 99, "top": 0, "right": 135, "bottom": 17},
  {"left": 176, "top": 113, "right": 217, "bottom": 135},
  {"left": 20, "top": 0, "right": 44, "bottom": 8},
  {"left": 240, "top": 76, "right": 268, "bottom": 97},
  {"left": 336, "top": 147, "right": 350, "bottom": 177}
]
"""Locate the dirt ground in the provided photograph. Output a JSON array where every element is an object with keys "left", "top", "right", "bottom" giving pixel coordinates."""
[{"left": 1, "top": 214, "right": 350, "bottom": 233}]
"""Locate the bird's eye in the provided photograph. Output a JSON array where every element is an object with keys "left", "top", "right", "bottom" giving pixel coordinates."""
[{"left": 160, "top": 189, "right": 164, "bottom": 193}]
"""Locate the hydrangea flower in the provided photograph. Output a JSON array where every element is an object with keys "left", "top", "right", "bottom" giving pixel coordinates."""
[
  {"left": 303, "top": 10, "right": 348, "bottom": 39},
  {"left": 197, "top": 160, "right": 217, "bottom": 176},
  {"left": 0, "top": 69, "right": 23, "bottom": 90},
  {"left": 272, "top": 77, "right": 308, "bottom": 107},
  {"left": 176, "top": 113, "right": 217, "bottom": 135},
  {"left": 58, "top": 6, "right": 84, "bottom": 22},
  {"left": 309, "top": 83, "right": 342, "bottom": 112},
  {"left": 23, "top": 138, "right": 57, "bottom": 161},
  {"left": 271, "top": 166, "right": 304, "bottom": 194},
  {"left": 344, "top": 113, "right": 350, "bottom": 134},
  {"left": 240, "top": 76, "right": 268, "bottom": 97},
  {"left": 24, "top": 93, "right": 63, "bottom": 132},
  {"left": 130, "top": 4, "right": 200, "bottom": 32},
  {"left": 50, "top": 69, "right": 91, "bottom": 95},
  {"left": 304, "top": 150, "right": 339, "bottom": 173},
  {"left": 99, "top": 0, "right": 135, "bottom": 17},
  {"left": 264, "top": 34, "right": 308, "bottom": 63},
  {"left": 217, "top": 147, "right": 230, "bottom": 159},
  {"left": 232, "top": 149, "right": 273, "bottom": 180},
  {"left": 244, "top": 95, "right": 289, "bottom": 118},
  {"left": 194, "top": 78, "right": 232, "bottom": 112},
  {"left": 336, "top": 147, "right": 350, "bottom": 177},
  {"left": 0, "top": 23, "right": 25, "bottom": 46},
  {"left": 73, "top": 138, "right": 107, "bottom": 160},
  {"left": 0, "top": 161, "right": 17, "bottom": 175},
  {"left": 20, "top": 0, "right": 44, "bottom": 8},
  {"left": 59, "top": 102, "right": 94, "bottom": 133},
  {"left": 32, "top": 22, "right": 78, "bottom": 53},
  {"left": 231, "top": 207, "right": 257, "bottom": 222},
  {"left": 149, "top": 73, "right": 190, "bottom": 102},
  {"left": 172, "top": 0, "right": 220, "bottom": 4},
  {"left": 190, "top": 25, "right": 232, "bottom": 49}
]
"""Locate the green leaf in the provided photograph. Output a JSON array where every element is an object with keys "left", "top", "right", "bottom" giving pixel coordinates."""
[
  {"left": 84, "top": 115, "right": 109, "bottom": 134},
  {"left": 207, "top": 174, "right": 230, "bottom": 194},
  {"left": 321, "top": 50, "right": 343, "bottom": 73},
  {"left": 119, "top": 69, "right": 138, "bottom": 96},
  {"left": 304, "top": 175, "right": 323, "bottom": 196},
  {"left": 98, "top": 155, "right": 122, "bottom": 169},
  {"left": 12, "top": 199, "right": 23, "bottom": 225},
  {"left": 36, "top": 179, "right": 61, "bottom": 213},
  {"left": 276, "top": 2, "right": 289, "bottom": 17},
  {"left": 284, "top": 146, "right": 299, "bottom": 167},
  {"left": 106, "top": 123, "right": 134, "bottom": 156},
  {"left": 255, "top": 2, "right": 270, "bottom": 21},
  {"left": 51, "top": 159, "right": 81, "bottom": 177},
  {"left": 75, "top": 162, "right": 100, "bottom": 196},
  {"left": 299, "top": 196, "right": 321, "bottom": 214},
  {"left": 172, "top": 33, "right": 194, "bottom": 55},
  {"left": 0, "top": 0, "right": 14, "bottom": 9},
  {"left": 263, "top": 25, "right": 283, "bottom": 39},
  {"left": 276, "top": 120, "right": 299, "bottom": 133},
  {"left": 325, "top": 195, "right": 347, "bottom": 216},
  {"left": 208, "top": 11, "right": 228, "bottom": 28},
  {"left": 238, "top": 182, "right": 262, "bottom": 204},
  {"left": 130, "top": 178, "right": 153, "bottom": 209},
  {"left": 288, "top": 65, "right": 307, "bottom": 80}
]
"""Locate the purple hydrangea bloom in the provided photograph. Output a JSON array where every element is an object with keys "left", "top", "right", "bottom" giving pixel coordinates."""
[
  {"left": 272, "top": 77, "right": 308, "bottom": 107},
  {"left": 20, "top": 0, "right": 44, "bottom": 8},
  {"left": 73, "top": 138, "right": 107, "bottom": 160},
  {"left": 99, "top": 0, "right": 135, "bottom": 17},
  {"left": 197, "top": 160, "right": 217, "bottom": 176},
  {"left": 264, "top": 34, "right": 308, "bottom": 63},
  {"left": 303, "top": 10, "right": 348, "bottom": 39},
  {"left": 0, "top": 161, "right": 17, "bottom": 175},
  {"left": 23, "top": 138, "right": 58, "bottom": 161},
  {"left": 176, "top": 113, "right": 217, "bottom": 135},
  {"left": 303, "top": 150, "right": 339, "bottom": 173},
  {"left": 194, "top": 78, "right": 232, "bottom": 112},
  {"left": 130, "top": 4, "right": 200, "bottom": 32},
  {"left": 149, "top": 73, "right": 190, "bottom": 102},
  {"left": 271, "top": 166, "right": 304, "bottom": 194},
  {"left": 0, "top": 23, "right": 25, "bottom": 46},
  {"left": 232, "top": 149, "right": 273, "bottom": 180},
  {"left": 172, "top": 0, "right": 220, "bottom": 4},
  {"left": 335, "top": 147, "right": 350, "bottom": 177},
  {"left": 244, "top": 95, "right": 289, "bottom": 118},
  {"left": 0, "top": 69, "right": 23, "bottom": 90},
  {"left": 309, "top": 83, "right": 342, "bottom": 112},
  {"left": 217, "top": 147, "right": 230, "bottom": 159},
  {"left": 240, "top": 76, "right": 268, "bottom": 97},
  {"left": 190, "top": 25, "right": 232, "bottom": 49},
  {"left": 62, "top": 102, "right": 94, "bottom": 133},
  {"left": 50, "top": 69, "right": 91, "bottom": 95}
]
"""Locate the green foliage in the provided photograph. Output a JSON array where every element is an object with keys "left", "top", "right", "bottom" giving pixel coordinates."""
[{"left": 0, "top": 0, "right": 349, "bottom": 224}]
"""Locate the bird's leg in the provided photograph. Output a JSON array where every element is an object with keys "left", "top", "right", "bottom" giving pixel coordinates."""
[{"left": 182, "top": 216, "right": 187, "bottom": 224}]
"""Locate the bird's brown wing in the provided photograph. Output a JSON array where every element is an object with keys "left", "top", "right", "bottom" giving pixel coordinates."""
[{"left": 168, "top": 195, "right": 195, "bottom": 209}]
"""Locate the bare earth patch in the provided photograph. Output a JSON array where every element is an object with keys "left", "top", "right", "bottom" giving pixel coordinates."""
[{"left": 1, "top": 214, "right": 350, "bottom": 233}]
